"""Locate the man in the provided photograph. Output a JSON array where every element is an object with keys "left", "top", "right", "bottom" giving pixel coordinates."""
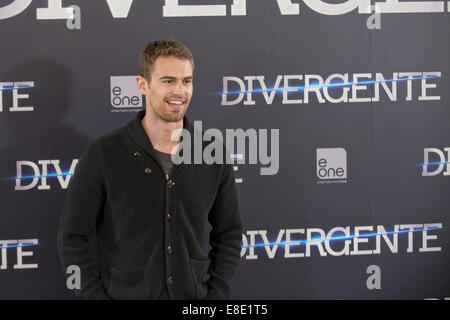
[{"left": 57, "top": 39, "right": 242, "bottom": 300}]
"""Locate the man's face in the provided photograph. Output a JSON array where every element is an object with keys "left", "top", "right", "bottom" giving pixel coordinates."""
[{"left": 138, "top": 56, "right": 193, "bottom": 123}]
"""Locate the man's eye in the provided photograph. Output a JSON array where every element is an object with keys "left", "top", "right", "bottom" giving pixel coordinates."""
[{"left": 164, "top": 80, "right": 172, "bottom": 83}]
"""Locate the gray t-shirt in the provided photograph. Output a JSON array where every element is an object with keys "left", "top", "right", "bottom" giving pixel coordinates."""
[{"left": 154, "top": 149, "right": 174, "bottom": 176}]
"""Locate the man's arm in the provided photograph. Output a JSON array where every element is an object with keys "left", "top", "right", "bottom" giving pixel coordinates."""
[
  {"left": 206, "top": 163, "right": 243, "bottom": 300},
  {"left": 57, "top": 142, "right": 110, "bottom": 299}
]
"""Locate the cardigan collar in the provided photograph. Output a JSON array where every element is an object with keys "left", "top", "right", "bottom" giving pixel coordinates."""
[{"left": 126, "top": 109, "right": 195, "bottom": 160}]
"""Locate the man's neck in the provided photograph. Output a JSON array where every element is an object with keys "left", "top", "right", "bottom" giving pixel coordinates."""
[{"left": 141, "top": 110, "right": 183, "bottom": 155}]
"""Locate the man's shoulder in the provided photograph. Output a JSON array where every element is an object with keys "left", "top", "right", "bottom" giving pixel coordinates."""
[
  {"left": 83, "top": 125, "right": 128, "bottom": 157},
  {"left": 96, "top": 126, "right": 127, "bottom": 146}
]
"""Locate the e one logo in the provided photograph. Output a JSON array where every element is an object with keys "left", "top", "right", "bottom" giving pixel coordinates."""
[
  {"left": 110, "top": 76, "right": 143, "bottom": 108},
  {"left": 316, "top": 148, "right": 347, "bottom": 180}
]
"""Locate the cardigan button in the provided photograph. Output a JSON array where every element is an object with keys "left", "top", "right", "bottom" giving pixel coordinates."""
[
  {"left": 167, "top": 245, "right": 173, "bottom": 255},
  {"left": 133, "top": 151, "right": 141, "bottom": 157},
  {"left": 144, "top": 167, "right": 152, "bottom": 174},
  {"left": 167, "top": 213, "right": 173, "bottom": 221},
  {"left": 167, "top": 179, "right": 175, "bottom": 188},
  {"left": 167, "top": 276, "right": 174, "bottom": 286}
]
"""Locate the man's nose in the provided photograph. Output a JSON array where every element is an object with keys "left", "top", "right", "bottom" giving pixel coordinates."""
[{"left": 172, "top": 81, "right": 184, "bottom": 95}]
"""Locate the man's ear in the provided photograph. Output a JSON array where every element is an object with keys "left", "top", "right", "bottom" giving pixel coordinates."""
[{"left": 136, "top": 75, "right": 150, "bottom": 95}]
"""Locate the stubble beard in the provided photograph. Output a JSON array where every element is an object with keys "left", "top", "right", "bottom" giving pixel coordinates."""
[{"left": 149, "top": 99, "right": 189, "bottom": 123}]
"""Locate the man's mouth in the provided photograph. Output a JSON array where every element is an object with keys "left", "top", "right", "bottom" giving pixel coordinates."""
[{"left": 165, "top": 99, "right": 185, "bottom": 111}]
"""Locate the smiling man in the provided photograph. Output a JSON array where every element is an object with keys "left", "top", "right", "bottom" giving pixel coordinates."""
[{"left": 57, "top": 39, "right": 242, "bottom": 300}]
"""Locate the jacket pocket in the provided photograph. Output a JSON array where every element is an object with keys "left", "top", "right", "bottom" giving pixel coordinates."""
[
  {"left": 107, "top": 265, "right": 149, "bottom": 300},
  {"left": 189, "top": 258, "right": 210, "bottom": 300}
]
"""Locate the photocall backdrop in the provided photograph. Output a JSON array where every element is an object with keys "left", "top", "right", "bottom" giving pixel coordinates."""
[{"left": 0, "top": 0, "right": 449, "bottom": 299}]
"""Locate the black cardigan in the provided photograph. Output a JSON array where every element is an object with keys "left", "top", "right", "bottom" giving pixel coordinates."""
[{"left": 57, "top": 110, "right": 242, "bottom": 300}]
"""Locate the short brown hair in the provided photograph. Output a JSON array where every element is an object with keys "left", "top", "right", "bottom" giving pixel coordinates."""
[{"left": 138, "top": 39, "right": 194, "bottom": 81}]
